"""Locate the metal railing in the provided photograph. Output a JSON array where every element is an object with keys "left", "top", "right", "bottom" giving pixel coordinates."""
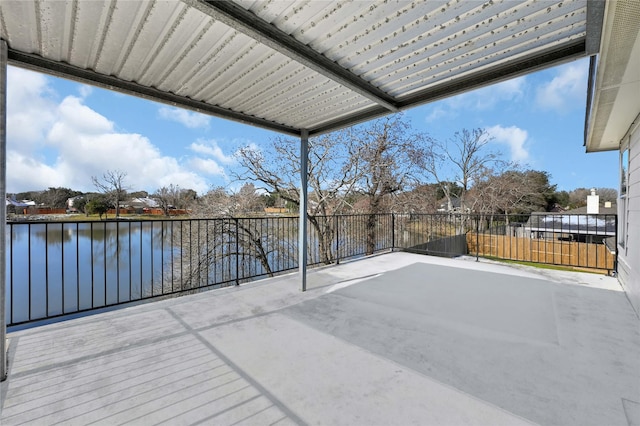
[
  {"left": 6, "top": 214, "right": 394, "bottom": 326},
  {"left": 393, "top": 213, "right": 474, "bottom": 257},
  {"left": 5, "top": 212, "right": 616, "bottom": 327},
  {"left": 466, "top": 213, "right": 617, "bottom": 272}
]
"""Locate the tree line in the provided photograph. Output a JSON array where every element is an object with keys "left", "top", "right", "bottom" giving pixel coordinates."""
[
  {"left": 11, "top": 115, "right": 616, "bottom": 222},
  {"left": 9, "top": 114, "right": 618, "bottom": 269}
]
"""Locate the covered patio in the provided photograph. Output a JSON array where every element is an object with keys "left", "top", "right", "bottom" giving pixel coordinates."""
[
  {"left": 2, "top": 252, "right": 638, "bottom": 425},
  {"left": 0, "top": 0, "right": 612, "bottom": 383},
  {"left": 2, "top": 2, "right": 639, "bottom": 423}
]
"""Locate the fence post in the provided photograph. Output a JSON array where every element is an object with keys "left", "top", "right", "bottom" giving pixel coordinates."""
[
  {"left": 614, "top": 214, "right": 618, "bottom": 276},
  {"left": 335, "top": 215, "right": 340, "bottom": 265},
  {"left": 391, "top": 213, "right": 395, "bottom": 251},
  {"left": 475, "top": 214, "right": 479, "bottom": 262},
  {"left": 299, "top": 131, "right": 309, "bottom": 291},
  {"left": 235, "top": 218, "right": 240, "bottom": 286}
]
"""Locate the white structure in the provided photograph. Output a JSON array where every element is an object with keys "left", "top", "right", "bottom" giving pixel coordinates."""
[
  {"left": 585, "top": 0, "right": 640, "bottom": 316},
  {"left": 586, "top": 188, "right": 599, "bottom": 215}
]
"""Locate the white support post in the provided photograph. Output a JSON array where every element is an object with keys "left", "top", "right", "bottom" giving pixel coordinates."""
[
  {"left": 1, "top": 39, "right": 8, "bottom": 381},
  {"left": 299, "top": 130, "right": 309, "bottom": 292}
]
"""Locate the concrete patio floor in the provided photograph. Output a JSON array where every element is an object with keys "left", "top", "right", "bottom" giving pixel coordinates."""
[{"left": 1, "top": 252, "right": 639, "bottom": 425}]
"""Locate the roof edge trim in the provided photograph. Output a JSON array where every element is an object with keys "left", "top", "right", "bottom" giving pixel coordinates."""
[
  {"left": 398, "top": 40, "right": 587, "bottom": 109},
  {"left": 309, "top": 106, "right": 391, "bottom": 137},
  {"left": 584, "top": 55, "right": 598, "bottom": 148},
  {"left": 586, "top": 0, "right": 606, "bottom": 55},
  {"left": 312, "top": 40, "right": 588, "bottom": 136},
  {"left": 7, "top": 49, "right": 302, "bottom": 137}
]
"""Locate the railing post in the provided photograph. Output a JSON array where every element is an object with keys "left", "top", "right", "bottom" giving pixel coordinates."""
[
  {"left": 334, "top": 215, "right": 339, "bottom": 265},
  {"left": 299, "top": 131, "right": 309, "bottom": 291},
  {"left": 0, "top": 39, "right": 7, "bottom": 381},
  {"left": 475, "top": 214, "right": 479, "bottom": 262},
  {"left": 391, "top": 213, "right": 395, "bottom": 251},
  {"left": 235, "top": 218, "right": 240, "bottom": 286},
  {"left": 614, "top": 213, "right": 618, "bottom": 276}
]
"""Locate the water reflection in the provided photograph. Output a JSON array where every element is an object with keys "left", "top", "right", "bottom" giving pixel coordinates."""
[
  {"left": 7, "top": 221, "right": 175, "bottom": 324},
  {"left": 5, "top": 219, "right": 298, "bottom": 325}
]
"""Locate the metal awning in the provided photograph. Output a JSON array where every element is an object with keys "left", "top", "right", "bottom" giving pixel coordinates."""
[
  {"left": 1, "top": 0, "right": 604, "bottom": 137},
  {"left": 0, "top": 0, "right": 609, "bottom": 382}
]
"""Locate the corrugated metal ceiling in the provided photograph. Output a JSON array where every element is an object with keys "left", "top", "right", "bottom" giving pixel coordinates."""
[{"left": 0, "top": 0, "right": 603, "bottom": 137}]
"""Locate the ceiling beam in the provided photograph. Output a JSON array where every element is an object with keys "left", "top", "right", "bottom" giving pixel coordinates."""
[
  {"left": 396, "top": 40, "right": 587, "bottom": 111},
  {"left": 193, "top": 0, "right": 399, "bottom": 113},
  {"left": 7, "top": 49, "right": 302, "bottom": 137},
  {"left": 586, "top": 0, "right": 606, "bottom": 55},
  {"left": 310, "top": 40, "right": 588, "bottom": 136}
]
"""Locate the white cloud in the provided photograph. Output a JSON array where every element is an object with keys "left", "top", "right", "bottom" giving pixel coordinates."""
[
  {"left": 190, "top": 158, "right": 226, "bottom": 177},
  {"left": 7, "top": 151, "right": 65, "bottom": 190},
  {"left": 6, "top": 67, "right": 211, "bottom": 194},
  {"left": 470, "top": 76, "right": 525, "bottom": 110},
  {"left": 485, "top": 125, "right": 529, "bottom": 163},
  {"left": 425, "top": 106, "right": 449, "bottom": 123},
  {"left": 535, "top": 61, "right": 587, "bottom": 112},
  {"left": 78, "top": 84, "right": 93, "bottom": 98},
  {"left": 158, "top": 106, "right": 210, "bottom": 129},
  {"left": 6, "top": 67, "right": 57, "bottom": 152},
  {"left": 425, "top": 76, "right": 526, "bottom": 122},
  {"left": 189, "top": 139, "right": 236, "bottom": 165},
  {"left": 50, "top": 96, "right": 113, "bottom": 136}
]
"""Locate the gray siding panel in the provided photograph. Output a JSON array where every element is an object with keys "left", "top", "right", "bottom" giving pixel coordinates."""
[{"left": 619, "top": 121, "right": 640, "bottom": 317}]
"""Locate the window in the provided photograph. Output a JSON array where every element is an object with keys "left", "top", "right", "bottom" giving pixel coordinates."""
[
  {"left": 621, "top": 147, "right": 628, "bottom": 196},
  {"left": 619, "top": 142, "right": 629, "bottom": 248}
]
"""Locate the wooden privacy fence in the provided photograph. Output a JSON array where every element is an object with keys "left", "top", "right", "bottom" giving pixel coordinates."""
[{"left": 467, "top": 234, "right": 615, "bottom": 271}]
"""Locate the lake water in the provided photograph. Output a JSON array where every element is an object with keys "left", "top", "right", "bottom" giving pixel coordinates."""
[
  {"left": 5, "top": 215, "right": 393, "bottom": 326},
  {"left": 6, "top": 221, "right": 179, "bottom": 325}
]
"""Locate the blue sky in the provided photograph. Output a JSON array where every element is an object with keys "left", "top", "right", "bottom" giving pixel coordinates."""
[{"left": 6, "top": 56, "right": 617, "bottom": 195}]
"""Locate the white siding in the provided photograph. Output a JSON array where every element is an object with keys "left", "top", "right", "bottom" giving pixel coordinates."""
[{"left": 619, "top": 121, "right": 640, "bottom": 316}]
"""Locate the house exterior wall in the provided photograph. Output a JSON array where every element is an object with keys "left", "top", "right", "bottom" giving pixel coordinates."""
[{"left": 618, "top": 120, "right": 640, "bottom": 316}]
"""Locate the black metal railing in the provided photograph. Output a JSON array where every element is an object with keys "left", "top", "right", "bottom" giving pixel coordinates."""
[
  {"left": 393, "top": 213, "right": 474, "bottom": 257},
  {"left": 5, "top": 212, "right": 616, "bottom": 327},
  {"left": 6, "top": 214, "right": 395, "bottom": 326},
  {"left": 466, "top": 213, "right": 617, "bottom": 272}
]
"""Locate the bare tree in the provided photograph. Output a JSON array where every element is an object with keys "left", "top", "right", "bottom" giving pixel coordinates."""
[
  {"left": 567, "top": 187, "right": 618, "bottom": 208},
  {"left": 396, "top": 184, "right": 447, "bottom": 214},
  {"left": 595, "top": 187, "right": 618, "bottom": 203},
  {"left": 92, "top": 170, "right": 130, "bottom": 218},
  {"left": 39, "top": 187, "right": 82, "bottom": 209},
  {"left": 471, "top": 169, "right": 536, "bottom": 214},
  {"left": 235, "top": 132, "right": 360, "bottom": 264},
  {"left": 231, "top": 183, "right": 264, "bottom": 214},
  {"left": 419, "top": 128, "right": 501, "bottom": 213},
  {"left": 153, "top": 184, "right": 180, "bottom": 216},
  {"left": 348, "top": 116, "right": 422, "bottom": 254},
  {"left": 169, "top": 186, "right": 294, "bottom": 289}
]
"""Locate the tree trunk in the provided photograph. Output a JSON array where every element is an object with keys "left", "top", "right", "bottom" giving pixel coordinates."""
[
  {"left": 308, "top": 215, "right": 334, "bottom": 265},
  {"left": 366, "top": 213, "right": 377, "bottom": 255}
]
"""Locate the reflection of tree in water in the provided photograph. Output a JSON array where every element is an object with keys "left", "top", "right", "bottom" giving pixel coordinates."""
[
  {"left": 23, "top": 221, "right": 135, "bottom": 248},
  {"left": 169, "top": 217, "right": 297, "bottom": 291},
  {"left": 333, "top": 215, "right": 389, "bottom": 258},
  {"left": 10, "top": 221, "right": 173, "bottom": 301},
  {"left": 10, "top": 217, "right": 380, "bottom": 300},
  {"left": 6, "top": 216, "right": 396, "bottom": 324},
  {"left": 10, "top": 223, "right": 74, "bottom": 247}
]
